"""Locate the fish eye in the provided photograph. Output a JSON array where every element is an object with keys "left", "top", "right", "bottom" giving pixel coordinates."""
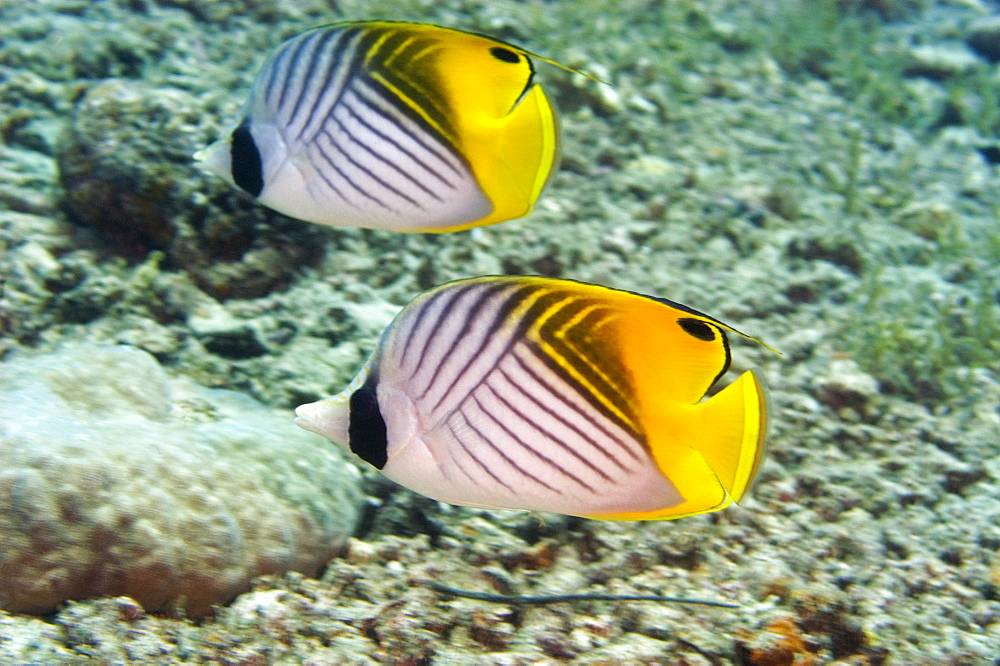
[
  {"left": 490, "top": 46, "right": 521, "bottom": 64},
  {"left": 678, "top": 318, "right": 716, "bottom": 342}
]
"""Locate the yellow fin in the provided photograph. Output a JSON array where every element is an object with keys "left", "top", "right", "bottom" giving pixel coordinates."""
[
  {"left": 670, "top": 370, "right": 769, "bottom": 503},
  {"left": 592, "top": 370, "right": 768, "bottom": 522},
  {"left": 462, "top": 83, "right": 559, "bottom": 229},
  {"left": 580, "top": 289, "right": 772, "bottom": 521},
  {"left": 592, "top": 445, "right": 730, "bottom": 521}
]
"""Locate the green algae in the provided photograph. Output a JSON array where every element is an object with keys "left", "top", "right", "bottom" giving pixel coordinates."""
[{"left": 849, "top": 265, "right": 1000, "bottom": 402}]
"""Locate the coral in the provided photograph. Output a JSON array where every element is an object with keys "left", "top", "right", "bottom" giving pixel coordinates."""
[{"left": 0, "top": 344, "right": 363, "bottom": 617}]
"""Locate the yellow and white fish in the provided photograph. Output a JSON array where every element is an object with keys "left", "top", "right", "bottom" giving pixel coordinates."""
[
  {"left": 296, "top": 276, "right": 773, "bottom": 521},
  {"left": 197, "top": 20, "right": 560, "bottom": 232}
]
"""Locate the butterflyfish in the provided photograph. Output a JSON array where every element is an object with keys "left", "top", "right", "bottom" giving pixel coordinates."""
[
  {"left": 196, "top": 20, "right": 561, "bottom": 232},
  {"left": 296, "top": 276, "right": 773, "bottom": 521}
]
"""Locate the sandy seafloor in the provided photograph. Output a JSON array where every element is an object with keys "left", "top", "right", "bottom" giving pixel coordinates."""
[{"left": 1, "top": 0, "right": 1000, "bottom": 663}]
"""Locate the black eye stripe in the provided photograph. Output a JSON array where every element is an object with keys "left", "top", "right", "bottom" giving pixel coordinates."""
[
  {"left": 678, "top": 318, "right": 716, "bottom": 342},
  {"left": 490, "top": 46, "right": 520, "bottom": 64},
  {"left": 230, "top": 121, "right": 264, "bottom": 197},
  {"left": 349, "top": 378, "right": 388, "bottom": 469}
]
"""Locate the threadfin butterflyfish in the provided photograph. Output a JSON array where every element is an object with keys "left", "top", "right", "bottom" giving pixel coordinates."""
[
  {"left": 296, "top": 276, "right": 774, "bottom": 521},
  {"left": 196, "top": 20, "right": 562, "bottom": 232}
]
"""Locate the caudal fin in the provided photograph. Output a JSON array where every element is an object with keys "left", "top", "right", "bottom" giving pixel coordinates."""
[
  {"left": 604, "top": 369, "right": 769, "bottom": 522},
  {"left": 686, "top": 370, "right": 769, "bottom": 503}
]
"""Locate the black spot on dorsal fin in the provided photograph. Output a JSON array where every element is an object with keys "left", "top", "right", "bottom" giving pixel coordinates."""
[
  {"left": 490, "top": 46, "right": 520, "bottom": 63},
  {"left": 678, "top": 317, "right": 716, "bottom": 342}
]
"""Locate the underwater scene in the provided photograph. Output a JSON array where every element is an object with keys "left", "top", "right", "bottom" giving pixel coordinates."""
[{"left": 1, "top": 0, "right": 999, "bottom": 662}]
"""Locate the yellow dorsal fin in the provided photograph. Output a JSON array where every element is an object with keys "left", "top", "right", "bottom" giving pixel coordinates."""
[{"left": 530, "top": 53, "right": 606, "bottom": 84}]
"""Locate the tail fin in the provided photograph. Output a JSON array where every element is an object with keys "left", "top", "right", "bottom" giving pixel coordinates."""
[
  {"left": 465, "top": 84, "right": 559, "bottom": 229},
  {"left": 685, "top": 370, "right": 769, "bottom": 503}
]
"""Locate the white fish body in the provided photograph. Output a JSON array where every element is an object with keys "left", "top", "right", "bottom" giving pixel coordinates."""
[
  {"left": 198, "top": 21, "right": 559, "bottom": 232},
  {"left": 296, "top": 276, "right": 771, "bottom": 521}
]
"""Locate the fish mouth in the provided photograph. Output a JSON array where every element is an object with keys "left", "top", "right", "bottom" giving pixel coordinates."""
[
  {"left": 293, "top": 402, "right": 324, "bottom": 435},
  {"left": 193, "top": 139, "right": 232, "bottom": 179},
  {"left": 294, "top": 393, "right": 354, "bottom": 451}
]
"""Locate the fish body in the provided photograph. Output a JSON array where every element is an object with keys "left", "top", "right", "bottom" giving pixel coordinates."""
[
  {"left": 197, "top": 21, "right": 559, "bottom": 232},
  {"left": 296, "top": 276, "right": 771, "bottom": 521}
]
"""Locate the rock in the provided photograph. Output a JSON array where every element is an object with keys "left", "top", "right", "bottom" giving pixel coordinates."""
[
  {"left": 55, "top": 79, "right": 328, "bottom": 299},
  {"left": 967, "top": 15, "right": 1000, "bottom": 62},
  {"left": 812, "top": 358, "right": 880, "bottom": 412},
  {"left": 0, "top": 610, "right": 75, "bottom": 662},
  {"left": 189, "top": 303, "right": 270, "bottom": 359},
  {"left": 904, "top": 44, "right": 981, "bottom": 80},
  {"left": 0, "top": 344, "right": 363, "bottom": 617},
  {"left": 786, "top": 233, "right": 863, "bottom": 275}
]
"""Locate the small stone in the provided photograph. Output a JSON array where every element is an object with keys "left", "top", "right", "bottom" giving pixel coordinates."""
[
  {"left": 114, "top": 597, "right": 144, "bottom": 623},
  {"left": 537, "top": 632, "right": 578, "bottom": 660},
  {"left": 967, "top": 15, "right": 1000, "bottom": 62},
  {"left": 344, "top": 538, "right": 377, "bottom": 564},
  {"left": 942, "top": 464, "right": 988, "bottom": 495},
  {"left": 812, "top": 358, "right": 880, "bottom": 412},
  {"left": 470, "top": 609, "right": 515, "bottom": 650},
  {"left": 904, "top": 44, "right": 981, "bottom": 80},
  {"left": 188, "top": 304, "right": 269, "bottom": 359}
]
